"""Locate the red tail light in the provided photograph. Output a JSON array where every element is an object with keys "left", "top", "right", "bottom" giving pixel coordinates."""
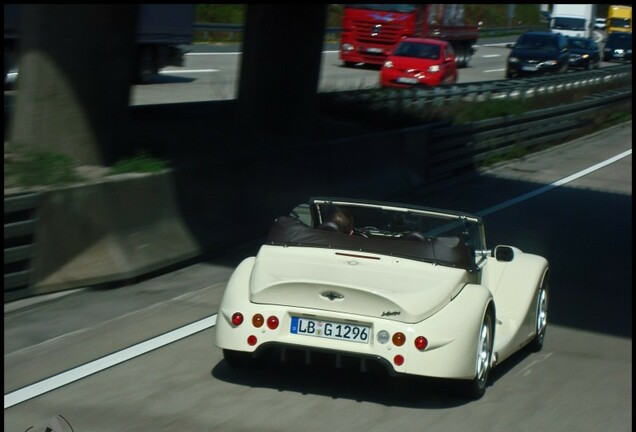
[
  {"left": 394, "top": 354, "right": 404, "bottom": 366},
  {"left": 267, "top": 316, "right": 279, "bottom": 330},
  {"left": 247, "top": 335, "right": 257, "bottom": 346},
  {"left": 231, "top": 312, "right": 244, "bottom": 326},
  {"left": 414, "top": 336, "right": 428, "bottom": 350}
]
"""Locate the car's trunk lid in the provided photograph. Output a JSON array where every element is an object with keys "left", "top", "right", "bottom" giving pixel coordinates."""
[{"left": 249, "top": 245, "right": 468, "bottom": 323}]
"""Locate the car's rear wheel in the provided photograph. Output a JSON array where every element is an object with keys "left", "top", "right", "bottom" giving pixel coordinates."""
[
  {"left": 527, "top": 272, "right": 549, "bottom": 352},
  {"left": 458, "top": 310, "right": 493, "bottom": 400}
]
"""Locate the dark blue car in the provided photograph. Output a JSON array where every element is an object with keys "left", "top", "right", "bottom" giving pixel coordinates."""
[
  {"left": 566, "top": 36, "right": 601, "bottom": 70},
  {"left": 603, "top": 32, "right": 632, "bottom": 63},
  {"left": 506, "top": 31, "right": 570, "bottom": 79}
]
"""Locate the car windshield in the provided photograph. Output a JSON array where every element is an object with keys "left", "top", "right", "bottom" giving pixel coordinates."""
[
  {"left": 515, "top": 35, "right": 558, "bottom": 51},
  {"left": 275, "top": 198, "right": 487, "bottom": 272},
  {"left": 608, "top": 18, "right": 631, "bottom": 29},
  {"left": 568, "top": 38, "right": 591, "bottom": 49},
  {"left": 552, "top": 17, "right": 586, "bottom": 30},
  {"left": 393, "top": 42, "right": 441, "bottom": 59}
]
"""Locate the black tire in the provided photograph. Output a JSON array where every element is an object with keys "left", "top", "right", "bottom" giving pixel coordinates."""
[
  {"left": 527, "top": 271, "right": 549, "bottom": 353},
  {"left": 223, "top": 349, "right": 261, "bottom": 369},
  {"left": 458, "top": 310, "right": 494, "bottom": 400},
  {"left": 455, "top": 41, "right": 472, "bottom": 68}
]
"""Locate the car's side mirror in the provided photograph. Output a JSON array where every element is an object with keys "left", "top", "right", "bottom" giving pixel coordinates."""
[{"left": 494, "top": 245, "right": 514, "bottom": 262}]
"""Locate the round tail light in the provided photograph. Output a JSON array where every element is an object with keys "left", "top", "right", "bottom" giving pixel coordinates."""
[
  {"left": 267, "top": 316, "right": 279, "bottom": 330},
  {"left": 392, "top": 332, "right": 406, "bottom": 346},
  {"left": 231, "top": 312, "right": 244, "bottom": 326},
  {"left": 394, "top": 354, "right": 404, "bottom": 366},
  {"left": 252, "top": 314, "right": 264, "bottom": 328},
  {"left": 414, "top": 336, "right": 428, "bottom": 350},
  {"left": 247, "top": 335, "right": 257, "bottom": 346}
]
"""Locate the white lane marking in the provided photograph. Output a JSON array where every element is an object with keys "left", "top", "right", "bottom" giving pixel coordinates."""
[
  {"left": 160, "top": 69, "right": 219, "bottom": 74},
  {"left": 4, "top": 315, "right": 217, "bottom": 409},
  {"left": 476, "top": 149, "right": 632, "bottom": 217},
  {"left": 186, "top": 52, "right": 241, "bottom": 55},
  {"left": 5, "top": 283, "right": 222, "bottom": 360},
  {"left": 481, "top": 54, "right": 502, "bottom": 58},
  {"left": 484, "top": 68, "right": 506, "bottom": 73},
  {"left": 4, "top": 149, "right": 631, "bottom": 409},
  {"left": 187, "top": 50, "right": 341, "bottom": 55}
]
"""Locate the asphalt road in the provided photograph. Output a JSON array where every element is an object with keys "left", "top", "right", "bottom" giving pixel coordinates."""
[{"left": 4, "top": 121, "right": 631, "bottom": 431}]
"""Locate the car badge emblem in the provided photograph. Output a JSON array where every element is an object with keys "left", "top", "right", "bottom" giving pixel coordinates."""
[
  {"left": 381, "top": 311, "right": 401, "bottom": 317},
  {"left": 320, "top": 291, "right": 344, "bottom": 301},
  {"left": 371, "top": 24, "right": 382, "bottom": 36}
]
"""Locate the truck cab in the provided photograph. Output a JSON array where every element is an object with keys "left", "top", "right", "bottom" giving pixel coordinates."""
[
  {"left": 607, "top": 5, "right": 632, "bottom": 34},
  {"left": 549, "top": 4, "right": 596, "bottom": 39}
]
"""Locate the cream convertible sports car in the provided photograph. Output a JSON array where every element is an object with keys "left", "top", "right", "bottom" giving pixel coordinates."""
[{"left": 214, "top": 197, "right": 549, "bottom": 399}]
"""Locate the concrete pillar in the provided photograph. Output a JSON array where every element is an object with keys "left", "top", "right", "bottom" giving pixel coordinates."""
[
  {"left": 236, "top": 5, "right": 327, "bottom": 147},
  {"left": 8, "top": 5, "right": 138, "bottom": 165}
]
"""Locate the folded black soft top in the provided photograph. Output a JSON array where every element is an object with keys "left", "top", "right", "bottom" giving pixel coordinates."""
[{"left": 266, "top": 216, "right": 474, "bottom": 271}]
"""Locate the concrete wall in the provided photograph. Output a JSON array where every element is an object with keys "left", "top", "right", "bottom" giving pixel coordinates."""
[{"left": 30, "top": 171, "right": 201, "bottom": 294}]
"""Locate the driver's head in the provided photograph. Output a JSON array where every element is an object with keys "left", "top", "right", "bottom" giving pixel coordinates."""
[{"left": 331, "top": 208, "right": 354, "bottom": 235}]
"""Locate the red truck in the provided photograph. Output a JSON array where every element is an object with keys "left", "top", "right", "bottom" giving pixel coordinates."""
[{"left": 340, "top": 4, "right": 479, "bottom": 68}]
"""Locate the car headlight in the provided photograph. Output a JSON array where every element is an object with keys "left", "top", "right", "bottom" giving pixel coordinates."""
[
  {"left": 427, "top": 65, "right": 440, "bottom": 73},
  {"left": 384, "top": 60, "right": 393, "bottom": 68},
  {"left": 581, "top": 54, "right": 589, "bottom": 59},
  {"left": 342, "top": 43, "right": 354, "bottom": 52},
  {"left": 508, "top": 56, "right": 519, "bottom": 63},
  {"left": 543, "top": 60, "right": 557, "bottom": 66}
]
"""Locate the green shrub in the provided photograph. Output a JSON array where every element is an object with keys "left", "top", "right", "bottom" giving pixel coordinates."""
[
  {"left": 109, "top": 153, "right": 169, "bottom": 175},
  {"left": 5, "top": 150, "right": 83, "bottom": 187}
]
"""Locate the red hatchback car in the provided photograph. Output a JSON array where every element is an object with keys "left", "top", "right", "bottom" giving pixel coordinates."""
[{"left": 380, "top": 37, "right": 458, "bottom": 88}]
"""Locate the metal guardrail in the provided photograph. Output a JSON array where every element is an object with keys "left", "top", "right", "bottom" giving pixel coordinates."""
[
  {"left": 4, "top": 192, "right": 39, "bottom": 302},
  {"left": 321, "top": 65, "right": 633, "bottom": 110},
  {"left": 420, "top": 86, "right": 632, "bottom": 185}
]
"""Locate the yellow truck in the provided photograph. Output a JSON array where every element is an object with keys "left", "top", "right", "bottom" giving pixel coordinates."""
[{"left": 607, "top": 5, "right": 632, "bottom": 33}]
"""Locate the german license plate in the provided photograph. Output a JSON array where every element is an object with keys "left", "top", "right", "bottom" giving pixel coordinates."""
[
  {"left": 396, "top": 77, "right": 419, "bottom": 84},
  {"left": 366, "top": 47, "right": 383, "bottom": 53},
  {"left": 290, "top": 316, "right": 370, "bottom": 343},
  {"left": 522, "top": 65, "right": 538, "bottom": 71}
]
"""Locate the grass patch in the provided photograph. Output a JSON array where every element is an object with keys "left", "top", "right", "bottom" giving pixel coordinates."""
[
  {"left": 108, "top": 153, "right": 169, "bottom": 175},
  {"left": 4, "top": 150, "right": 83, "bottom": 188}
]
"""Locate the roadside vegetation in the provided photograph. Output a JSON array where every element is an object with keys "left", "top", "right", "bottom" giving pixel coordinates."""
[
  {"left": 4, "top": 148, "right": 83, "bottom": 188},
  {"left": 4, "top": 147, "right": 169, "bottom": 190},
  {"left": 319, "top": 72, "right": 632, "bottom": 128}
]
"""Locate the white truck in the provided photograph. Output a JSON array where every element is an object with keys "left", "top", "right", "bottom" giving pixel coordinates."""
[{"left": 550, "top": 4, "right": 597, "bottom": 39}]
